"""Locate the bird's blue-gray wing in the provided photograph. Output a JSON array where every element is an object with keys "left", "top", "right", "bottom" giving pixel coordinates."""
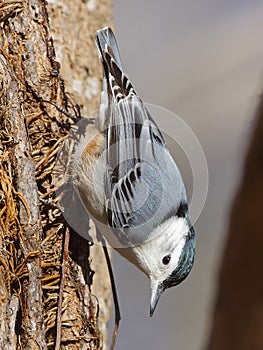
[
  {"left": 96, "top": 27, "right": 184, "bottom": 246},
  {"left": 103, "top": 95, "right": 169, "bottom": 246}
]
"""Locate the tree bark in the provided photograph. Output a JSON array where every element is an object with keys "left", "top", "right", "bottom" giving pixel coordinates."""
[
  {"left": 0, "top": 0, "right": 113, "bottom": 349},
  {"left": 207, "top": 95, "right": 263, "bottom": 350}
]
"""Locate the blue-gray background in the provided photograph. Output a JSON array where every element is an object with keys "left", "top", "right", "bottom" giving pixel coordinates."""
[{"left": 108, "top": 1, "right": 263, "bottom": 349}]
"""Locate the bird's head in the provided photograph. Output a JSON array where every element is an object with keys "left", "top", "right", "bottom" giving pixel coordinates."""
[{"left": 132, "top": 211, "right": 195, "bottom": 316}]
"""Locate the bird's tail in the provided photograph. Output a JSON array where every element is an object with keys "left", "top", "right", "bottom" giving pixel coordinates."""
[
  {"left": 96, "top": 27, "right": 123, "bottom": 129},
  {"left": 96, "top": 27, "right": 123, "bottom": 70},
  {"left": 95, "top": 27, "right": 136, "bottom": 130}
]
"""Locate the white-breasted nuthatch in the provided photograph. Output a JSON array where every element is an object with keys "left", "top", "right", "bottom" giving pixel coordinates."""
[{"left": 74, "top": 27, "right": 195, "bottom": 316}]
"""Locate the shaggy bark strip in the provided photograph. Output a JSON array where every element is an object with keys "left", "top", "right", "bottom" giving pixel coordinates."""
[{"left": 5, "top": 61, "right": 46, "bottom": 349}]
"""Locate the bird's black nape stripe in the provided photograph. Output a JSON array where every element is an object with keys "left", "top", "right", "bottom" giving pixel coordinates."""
[
  {"left": 176, "top": 202, "right": 188, "bottom": 218},
  {"left": 162, "top": 235, "right": 195, "bottom": 290}
]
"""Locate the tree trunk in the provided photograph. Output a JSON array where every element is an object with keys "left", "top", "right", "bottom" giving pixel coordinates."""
[
  {"left": 207, "top": 95, "right": 263, "bottom": 350},
  {"left": 0, "top": 1, "right": 113, "bottom": 349}
]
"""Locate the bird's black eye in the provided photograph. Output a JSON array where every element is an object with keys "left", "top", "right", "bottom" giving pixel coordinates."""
[{"left": 162, "top": 254, "right": 171, "bottom": 265}]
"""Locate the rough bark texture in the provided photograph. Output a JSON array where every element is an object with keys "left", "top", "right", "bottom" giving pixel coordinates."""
[
  {"left": 207, "top": 95, "right": 263, "bottom": 350},
  {"left": 0, "top": 0, "right": 113, "bottom": 349}
]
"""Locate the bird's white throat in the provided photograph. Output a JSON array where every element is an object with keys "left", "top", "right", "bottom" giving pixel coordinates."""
[{"left": 117, "top": 216, "right": 189, "bottom": 277}]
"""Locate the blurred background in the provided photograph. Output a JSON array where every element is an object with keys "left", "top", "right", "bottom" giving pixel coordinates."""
[{"left": 107, "top": 1, "right": 263, "bottom": 349}]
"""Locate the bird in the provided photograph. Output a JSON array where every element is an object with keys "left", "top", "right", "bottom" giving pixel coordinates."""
[{"left": 73, "top": 26, "right": 195, "bottom": 317}]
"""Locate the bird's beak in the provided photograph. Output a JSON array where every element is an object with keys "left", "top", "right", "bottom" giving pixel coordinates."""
[{"left": 150, "top": 280, "right": 164, "bottom": 317}]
